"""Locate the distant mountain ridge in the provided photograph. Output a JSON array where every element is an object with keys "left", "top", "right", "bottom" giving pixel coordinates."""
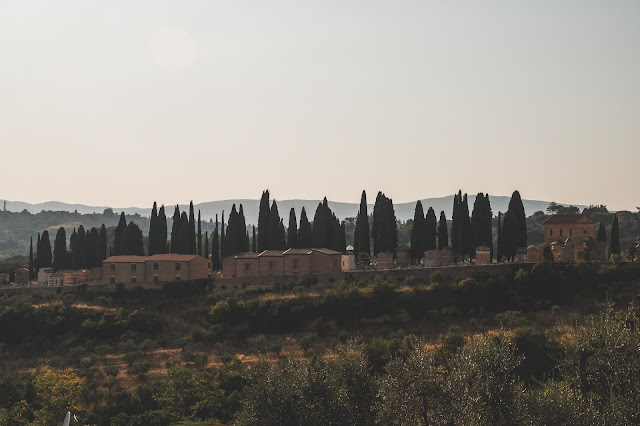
[{"left": 3, "top": 196, "right": 588, "bottom": 225}]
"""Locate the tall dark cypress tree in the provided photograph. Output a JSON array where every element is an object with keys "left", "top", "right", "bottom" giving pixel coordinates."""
[
  {"left": 410, "top": 201, "right": 426, "bottom": 262},
  {"left": 212, "top": 215, "right": 220, "bottom": 271},
  {"left": 113, "top": 212, "right": 127, "bottom": 256},
  {"left": 596, "top": 222, "right": 607, "bottom": 243},
  {"left": 287, "top": 208, "right": 298, "bottom": 248},
  {"left": 451, "top": 192, "right": 461, "bottom": 259},
  {"left": 188, "top": 201, "right": 197, "bottom": 254},
  {"left": 278, "top": 219, "right": 287, "bottom": 249},
  {"left": 610, "top": 215, "right": 620, "bottom": 256},
  {"left": 86, "top": 227, "right": 98, "bottom": 268},
  {"left": 339, "top": 221, "right": 347, "bottom": 254},
  {"left": 459, "top": 193, "right": 473, "bottom": 260},
  {"left": 502, "top": 191, "right": 527, "bottom": 260},
  {"left": 39, "top": 230, "right": 52, "bottom": 268},
  {"left": 122, "top": 222, "right": 144, "bottom": 255},
  {"left": 497, "top": 212, "right": 503, "bottom": 262},
  {"left": 312, "top": 198, "right": 330, "bottom": 249},
  {"left": 35, "top": 232, "right": 41, "bottom": 272},
  {"left": 438, "top": 211, "right": 448, "bottom": 250},
  {"left": 70, "top": 228, "right": 81, "bottom": 269},
  {"left": 223, "top": 204, "right": 241, "bottom": 257},
  {"left": 372, "top": 192, "right": 398, "bottom": 255},
  {"left": 197, "top": 210, "right": 202, "bottom": 256},
  {"left": 220, "top": 211, "right": 225, "bottom": 260},
  {"left": 353, "top": 191, "right": 371, "bottom": 259},
  {"left": 28, "top": 237, "right": 34, "bottom": 280},
  {"left": 158, "top": 205, "right": 167, "bottom": 254},
  {"left": 425, "top": 207, "right": 437, "bottom": 251},
  {"left": 77, "top": 225, "right": 87, "bottom": 269},
  {"left": 53, "top": 227, "right": 68, "bottom": 271},
  {"left": 98, "top": 225, "right": 107, "bottom": 263},
  {"left": 239, "top": 205, "right": 250, "bottom": 252},
  {"left": 257, "top": 190, "right": 270, "bottom": 252},
  {"left": 471, "top": 193, "right": 493, "bottom": 258},
  {"left": 170, "top": 205, "right": 181, "bottom": 253},
  {"left": 298, "top": 207, "right": 312, "bottom": 248},
  {"left": 252, "top": 226, "right": 256, "bottom": 253},
  {"left": 204, "top": 231, "right": 209, "bottom": 259},
  {"left": 148, "top": 202, "right": 159, "bottom": 255},
  {"left": 268, "top": 201, "right": 284, "bottom": 250}
]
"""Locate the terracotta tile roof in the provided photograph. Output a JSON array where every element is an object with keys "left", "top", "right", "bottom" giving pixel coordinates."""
[
  {"left": 234, "top": 252, "right": 260, "bottom": 259},
  {"left": 543, "top": 214, "right": 595, "bottom": 224},
  {"left": 476, "top": 245, "right": 491, "bottom": 251},
  {"left": 312, "top": 248, "right": 342, "bottom": 255},
  {"left": 283, "top": 248, "right": 313, "bottom": 255},
  {"left": 149, "top": 254, "right": 200, "bottom": 261},
  {"left": 258, "top": 250, "right": 286, "bottom": 257},
  {"left": 104, "top": 256, "right": 147, "bottom": 263}
]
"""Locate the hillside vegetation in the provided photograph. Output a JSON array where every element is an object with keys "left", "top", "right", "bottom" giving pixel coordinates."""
[{"left": 1, "top": 261, "right": 639, "bottom": 424}]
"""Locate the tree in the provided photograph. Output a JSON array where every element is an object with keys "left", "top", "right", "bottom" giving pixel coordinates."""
[
  {"left": 39, "top": 230, "right": 52, "bottom": 268},
  {"left": 438, "top": 211, "right": 448, "bottom": 250},
  {"left": 287, "top": 208, "right": 298, "bottom": 248},
  {"left": 239, "top": 204, "right": 250, "bottom": 252},
  {"left": 596, "top": 222, "right": 607, "bottom": 243},
  {"left": 268, "top": 201, "right": 285, "bottom": 250},
  {"left": 459, "top": 193, "right": 473, "bottom": 260},
  {"left": 148, "top": 202, "right": 159, "bottom": 255},
  {"left": 425, "top": 207, "right": 437, "bottom": 252},
  {"left": 543, "top": 245, "right": 554, "bottom": 262},
  {"left": 70, "top": 228, "right": 80, "bottom": 269},
  {"left": 113, "top": 212, "right": 127, "bottom": 256},
  {"left": 372, "top": 192, "right": 398, "bottom": 255},
  {"left": 583, "top": 236, "right": 594, "bottom": 261},
  {"left": 28, "top": 237, "right": 34, "bottom": 280},
  {"left": 188, "top": 201, "right": 197, "bottom": 254},
  {"left": 52, "top": 227, "right": 68, "bottom": 271},
  {"left": 170, "top": 205, "right": 181, "bottom": 254},
  {"left": 35, "top": 231, "right": 41, "bottom": 271},
  {"left": 252, "top": 226, "right": 256, "bottom": 253},
  {"left": 212, "top": 215, "right": 220, "bottom": 271},
  {"left": 298, "top": 207, "right": 313, "bottom": 248},
  {"left": 97, "top": 225, "right": 107, "bottom": 263},
  {"left": 204, "top": 231, "right": 209, "bottom": 259},
  {"left": 121, "top": 222, "right": 144, "bottom": 255},
  {"left": 471, "top": 193, "right": 493, "bottom": 258},
  {"left": 258, "top": 190, "right": 270, "bottom": 252},
  {"left": 497, "top": 212, "right": 503, "bottom": 262},
  {"left": 197, "top": 210, "right": 202, "bottom": 256},
  {"left": 158, "top": 204, "right": 167, "bottom": 254},
  {"left": 33, "top": 371, "right": 82, "bottom": 425},
  {"left": 220, "top": 211, "right": 225, "bottom": 262},
  {"left": 353, "top": 191, "right": 371, "bottom": 259},
  {"left": 451, "top": 192, "right": 461, "bottom": 258},
  {"left": 86, "top": 227, "right": 98, "bottom": 268},
  {"left": 610, "top": 215, "right": 620, "bottom": 256},
  {"left": 547, "top": 202, "right": 563, "bottom": 214},
  {"left": 501, "top": 191, "right": 527, "bottom": 260},
  {"left": 410, "top": 201, "right": 426, "bottom": 262}
]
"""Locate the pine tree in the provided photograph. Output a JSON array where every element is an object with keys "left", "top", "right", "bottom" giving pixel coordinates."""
[
  {"left": 170, "top": 205, "right": 181, "bottom": 254},
  {"left": 287, "top": 208, "right": 298, "bottom": 248},
  {"left": 497, "top": 212, "right": 503, "bottom": 262},
  {"left": 353, "top": 191, "right": 371, "bottom": 259},
  {"left": 148, "top": 202, "right": 159, "bottom": 255},
  {"left": 122, "top": 222, "right": 144, "bottom": 255},
  {"left": 188, "top": 201, "right": 197, "bottom": 254},
  {"left": 197, "top": 210, "right": 202, "bottom": 256},
  {"left": 268, "top": 201, "right": 284, "bottom": 250},
  {"left": 158, "top": 205, "right": 167, "bottom": 254},
  {"left": 212, "top": 215, "right": 220, "bottom": 271},
  {"left": 28, "top": 237, "right": 34, "bottom": 280},
  {"left": 113, "top": 212, "right": 127, "bottom": 256},
  {"left": 53, "top": 227, "right": 68, "bottom": 271},
  {"left": 98, "top": 225, "right": 107, "bottom": 263},
  {"left": 258, "top": 190, "right": 270, "bottom": 252},
  {"left": 610, "top": 215, "right": 621, "bottom": 256},
  {"left": 39, "top": 230, "right": 52, "bottom": 268},
  {"left": 252, "top": 226, "right": 256, "bottom": 253},
  {"left": 596, "top": 222, "right": 607, "bottom": 243},
  {"left": 410, "top": 201, "right": 426, "bottom": 262},
  {"left": 438, "top": 211, "right": 448, "bottom": 250},
  {"left": 298, "top": 207, "right": 312, "bottom": 248},
  {"left": 425, "top": 207, "right": 437, "bottom": 251},
  {"left": 204, "top": 231, "right": 209, "bottom": 259}
]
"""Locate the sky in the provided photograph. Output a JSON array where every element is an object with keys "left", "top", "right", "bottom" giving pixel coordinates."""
[{"left": 1, "top": 1, "right": 639, "bottom": 210}]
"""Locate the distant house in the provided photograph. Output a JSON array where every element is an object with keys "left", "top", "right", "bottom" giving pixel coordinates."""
[
  {"left": 544, "top": 214, "right": 607, "bottom": 261},
  {"left": 102, "top": 254, "right": 210, "bottom": 284},
  {"left": 615, "top": 211, "right": 636, "bottom": 226},
  {"left": 13, "top": 268, "right": 29, "bottom": 284},
  {"left": 222, "top": 248, "right": 342, "bottom": 278}
]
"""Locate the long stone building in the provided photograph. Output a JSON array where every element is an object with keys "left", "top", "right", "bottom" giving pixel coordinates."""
[
  {"left": 102, "top": 254, "right": 210, "bottom": 284},
  {"left": 222, "top": 248, "right": 342, "bottom": 278}
]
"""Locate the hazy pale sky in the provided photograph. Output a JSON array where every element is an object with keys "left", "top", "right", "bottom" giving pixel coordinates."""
[{"left": 1, "top": 1, "right": 639, "bottom": 210}]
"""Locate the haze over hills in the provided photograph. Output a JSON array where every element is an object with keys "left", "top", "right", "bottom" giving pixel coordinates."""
[{"left": 3, "top": 195, "right": 587, "bottom": 225}]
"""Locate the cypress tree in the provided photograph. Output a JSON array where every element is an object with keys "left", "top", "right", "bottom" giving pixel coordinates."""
[
  {"left": 268, "top": 201, "right": 283, "bottom": 250},
  {"left": 204, "top": 231, "right": 209, "bottom": 259},
  {"left": 220, "top": 211, "right": 225, "bottom": 260},
  {"left": 179, "top": 212, "right": 190, "bottom": 255},
  {"left": 451, "top": 192, "right": 461, "bottom": 259},
  {"left": 113, "top": 212, "right": 127, "bottom": 256},
  {"left": 122, "top": 222, "right": 144, "bottom": 255},
  {"left": 170, "top": 205, "right": 181, "bottom": 253},
  {"left": 501, "top": 210, "right": 517, "bottom": 260},
  {"left": 252, "top": 226, "right": 256, "bottom": 253},
  {"left": 39, "top": 230, "right": 52, "bottom": 268},
  {"left": 372, "top": 192, "right": 397, "bottom": 255},
  {"left": 410, "top": 201, "right": 426, "bottom": 262},
  {"left": 312, "top": 198, "right": 330, "bottom": 248},
  {"left": 86, "top": 227, "right": 98, "bottom": 268},
  {"left": 158, "top": 205, "right": 167, "bottom": 254},
  {"left": 197, "top": 210, "right": 202, "bottom": 256},
  {"left": 35, "top": 232, "right": 41, "bottom": 271},
  {"left": 77, "top": 225, "right": 87, "bottom": 268},
  {"left": 497, "top": 212, "right": 503, "bottom": 262},
  {"left": 471, "top": 193, "right": 493, "bottom": 258},
  {"left": 438, "top": 211, "right": 448, "bottom": 250},
  {"left": 223, "top": 204, "right": 240, "bottom": 257},
  {"left": 287, "top": 208, "right": 298, "bottom": 248},
  {"left": 459, "top": 193, "right": 473, "bottom": 260},
  {"left": 340, "top": 221, "right": 347, "bottom": 253},
  {"left": 29, "top": 237, "right": 34, "bottom": 280},
  {"left": 278, "top": 219, "right": 287, "bottom": 250},
  {"left": 70, "top": 228, "right": 80, "bottom": 269},
  {"left": 257, "top": 190, "right": 270, "bottom": 252},
  {"left": 188, "top": 201, "right": 197, "bottom": 254},
  {"left": 353, "top": 190, "right": 371, "bottom": 259},
  {"left": 98, "top": 225, "right": 107, "bottom": 263},
  {"left": 610, "top": 215, "right": 620, "bottom": 256},
  {"left": 509, "top": 190, "right": 527, "bottom": 248},
  {"left": 425, "top": 207, "right": 437, "bottom": 251},
  {"left": 148, "top": 202, "right": 159, "bottom": 255},
  {"left": 298, "top": 207, "right": 312, "bottom": 248},
  {"left": 212, "top": 215, "right": 220, "bottom": 271},
  {"left": 239, "top": 204, "right": 249, "bottom": 252},
  {"left": 596, "top": 222, "right": 607, "bottom": 243},
  {"left": 53, "top": 227, "right": 68, "bottom": 271}
]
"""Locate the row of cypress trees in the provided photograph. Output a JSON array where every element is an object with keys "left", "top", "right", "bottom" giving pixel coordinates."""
[{"left": 39, "top": 224, "right": 108, "bottom": 272}]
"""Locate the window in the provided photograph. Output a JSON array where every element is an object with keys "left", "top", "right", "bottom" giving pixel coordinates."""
[
  {"left": 175, "top": 263, "right": 181, "bottom": 271},
  {"left": 560, "top": 229, "right": 563, "bottom": 236},
  {"left": 550, "top": 229, "right": 553, "bottom": 236},
  {"left": 268, "top": 261, "right": 274, "bottom": 271},
  {"left": 131, "top": 277, "right": 136, "bottom": 283},
  {"left": 131, "top": 263, "right": 137, "bottom": 272},
  {"left": 153, "top": 262, "right": 159, "bottom": 271},
  {"left": 570, "top": 229, "right": 573, "bottom": 236},
  {"left": 244, "top": 262, "right": 250, "bottom": 271},
  {"left": 153, "top": 275, "right": 159, "bottom": 282},
  {"left": 292, "top": 259, "right": 299, "bottom": 269},
  {"left": 584, "top": 229, "right": 587, "bottom": 234},
  {"left": 110, "top": 263, "right": 115, "bottom": 272},
  {"left": 110, "top": 276, "right": 115, "bottom": 284}
]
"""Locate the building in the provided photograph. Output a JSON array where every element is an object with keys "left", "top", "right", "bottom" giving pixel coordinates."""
[
  {"left": 543, "top": 214, "right": 607, "bottom": 262},
  {"left": 615, "top": 211, "right": 636, "bottom": 226},
  {"left": 222, "top": 248, "right": 342, "bottom": 278},
  {"left": 48, "top": 268, "right": 102, "bottom": 286},
  {"left": 341, "top": 254, "right": 356, "bottom": 271},
  {"left": 526, "top": 245, "right": 544, "bottom": 263},
  {"left": 14, "top": 268, "right": 30, "bottom": 284},
  {"left": 377, "top": 252, "right": 394, "bottom": 269},
  {"left": 223, "top": 252, "right": 259, "bottom": 278},
  {"left": 396, "top": 245, "right": 411, "bottom": 266},
  {"left": 102, "top": 254, "right": 210, "bottom": 284},
  {"left": 38, "top": 268, "right": 54, "bottom": 285},
  {"left": 259, "top": 250, "right": 285, "bottom": 276},
  {"left": 475, "top": 246, "right": 491, "bottom": 265}
]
